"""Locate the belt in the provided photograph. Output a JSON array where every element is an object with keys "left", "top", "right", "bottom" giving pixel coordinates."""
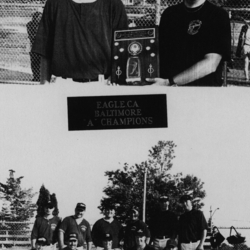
[
  {"left": 72, "top": 74, "right": 109, "bottom": 83},
  {"left": 73, "top": 78, "right": 99, "bottom": 83}
]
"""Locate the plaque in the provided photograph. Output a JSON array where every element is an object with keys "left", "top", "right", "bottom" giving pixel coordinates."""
[{"left": 111, "top": 27, "right": 159, "bottom": 86}]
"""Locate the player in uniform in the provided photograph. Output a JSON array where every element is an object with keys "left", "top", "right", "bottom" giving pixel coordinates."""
[
  {"left": 123, "top": 208, "right": 150, "bottom": 250},
  {"left": 147, "top": 0, "right": 231, "bottom": 86},
  {"left": 148, "top": 196, "right": 177, "bottom": 250},
  {"left": 102, "top": 233, "right": 114, "bottom": 250},
  {"left": 58, "top": 203, "right": 92, "bottom": 250},
  {"left": 178, "top": 195, "right": 208, "bottom": 250},
  {"left": 31, "top": 201, "right": 61, "bottom": 250},
  {"left": 92, "top": 204, "right": 123, "bottom": 250},
  {"left": 132, "top": 229, "right": 154, "bottom": 250},
  {"left": 63, "top": 233, "right": 79, "bottom": 250}
]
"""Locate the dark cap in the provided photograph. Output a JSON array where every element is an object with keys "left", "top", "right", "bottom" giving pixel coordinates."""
[
  {"left": 159, "top": 196, "right": 169, "bottom": 202},
  {"left": 45, "top": 201, "right": 54, "bottom": 209},
  {"left": 76, "top": 203, "right": 86, "bottom": 211},
  {"left": 102, "top": 233, "right": 113, "bottom": 241},
  {"left": 166, "top": 239, "right": 177, "bottom": 248},
  {"left": 69, "top": 233, "right": 78, "bottom": 241},
  {"left": 179, "top": 195, "right": 192, "bottom": 203},
  {"left": 135, "top": 229, "right": 146, "bottom": 237}
]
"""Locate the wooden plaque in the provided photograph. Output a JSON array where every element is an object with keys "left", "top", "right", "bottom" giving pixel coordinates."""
[{"left": 111, "top": 27, "right": 159, "bottom": 86}]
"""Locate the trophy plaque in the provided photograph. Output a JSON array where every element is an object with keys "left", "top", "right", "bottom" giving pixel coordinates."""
[{"left": 111, "top": 27, "right": 159, "bottom": 86}]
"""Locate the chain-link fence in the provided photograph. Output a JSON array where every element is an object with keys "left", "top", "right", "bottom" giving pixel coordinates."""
[
  {"left": 0, "top": 221, "right": 32, "bottom": 248},
  {"left": 0, "top": 0, "right": 249, "bottom": 85}
]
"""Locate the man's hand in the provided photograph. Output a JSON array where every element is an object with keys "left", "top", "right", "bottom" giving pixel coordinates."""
[{"left": 145, "top": 78, "right": 170, "bottom": 86}]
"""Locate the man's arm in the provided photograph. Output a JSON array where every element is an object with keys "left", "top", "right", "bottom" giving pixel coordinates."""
[
  {"left": 147, "top": 53, "right": 222, "bottom": 86},
  {"left": 40, "top": 56, "right": 52, "bottom": 84},
  {"left": 58, "top": 230, "right": 65, "bottom": 250},
  {"left": 87, "top": 241, "right": 93, "bottom": 250},
  {"left": 31, "top": 239, "right": 36, "bottom": 249},
  {"left": 196, "top": 229, "right": 207, "bottom": 250}
]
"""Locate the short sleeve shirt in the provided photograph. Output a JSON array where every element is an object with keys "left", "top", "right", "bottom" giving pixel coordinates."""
[
  {"left": 124, "top": 220, "right": 151, "bottom": 249},
  {"left": 31, "top": 216, "right": 61, "bottom": 244},
  {"left": 178, "top": 209, "right": 208, "bottom": 243},
  {"left": 32, "top": 0, "right": 128, "bottom": 79},
  {"left": 91, "top": 218, "right": 122, "bottom": 248},
  {"left": 59, "top": 216, "right": 92, "bottom": 246},
  {"left": 159, "top": 1, "right": 231, "bottom": 86}
]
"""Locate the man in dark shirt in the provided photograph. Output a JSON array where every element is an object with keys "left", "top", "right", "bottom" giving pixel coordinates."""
[
  {"left": 31, "top": 201, "right": 61, "bottom": 250},
  {"left": 146, "top": 0, "right": 231, "bottom": 86},
  {"left": 123, "top": 208, "right": 150, "bottom": 250},
  {"left": 58, "top": 203, "right": 92, "bottom": 250},
  {"left": 148, "top": 196, "right": 178, "bottom": 250},
  {"left": 32, "top": 0, "right": 128, "bottom": 84},
  {"left": 178, "top": 195, "right": 208, "bottom": 250},
  {"left": 92, "top": 204, "right": 123, "bottom": 250}
]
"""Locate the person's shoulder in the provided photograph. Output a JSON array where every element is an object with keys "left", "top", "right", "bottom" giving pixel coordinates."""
[
  {"left": 62, "top": 215, "right": 74, "bottom": 222},
  {"left": 191, "top": 209, "right": 204, "bottom": 217},
  {"left": 205, "top": 1, "right": 229, "bottom": 17},
  {"left": 50, "top": 216, "right": 62, "bottom": 224},
  {"left": 81, "top": 218, "right": 91, "bottom": 226},
  {"left": 93, "top": 218, "right": 104, "bottom": 225},
  {"left": 34, "top": 216, "right": 43, "bottom": 223},
  {"left": 162, "top": 3, "right": 182, "bottom": 15}
]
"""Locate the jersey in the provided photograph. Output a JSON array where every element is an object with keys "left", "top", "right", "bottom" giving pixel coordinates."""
[
  {"left": 31, "top": 216, "right": 61, "bottom": 245},
  {"left": 124, "top": 220, "right": 151, "bottom": 250},
  {"left": 148, "top": 210, "right": 178, "bottom": 239},
  {"left": 178, "top": 209, "right": 208, "bottom": 243},
  {"left": 32, "top": 0, "right": 128, "bottom": 79},
  {"left": 59, "top": 216, "right": 92, "bottom": 247},
  {"left": 159, "top": 1, "right": 231, "bottom": 86},
  {"left": 92, "top": 218, "right": 123, "bottom": 248}
]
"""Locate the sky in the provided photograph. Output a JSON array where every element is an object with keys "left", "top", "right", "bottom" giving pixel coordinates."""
[{"left": 0, "top": 82, "right": 250, "bottom": 231}]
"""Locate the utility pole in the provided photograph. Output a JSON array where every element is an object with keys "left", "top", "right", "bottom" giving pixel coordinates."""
[{"left": 143, "top": 162, "right": 147, "bottom": 222}]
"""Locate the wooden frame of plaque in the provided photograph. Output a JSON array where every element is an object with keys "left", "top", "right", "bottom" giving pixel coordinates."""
[{"left": 111, "top": 27, "right": 159, "bottom": 86}]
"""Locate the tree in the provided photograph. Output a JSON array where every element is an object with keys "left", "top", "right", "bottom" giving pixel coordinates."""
[
  {"left": 99, "top": 141, "right": 206, "bottom": 223},
  {"left": 0, "top": 170, "right": 37, "bottom": 221}
]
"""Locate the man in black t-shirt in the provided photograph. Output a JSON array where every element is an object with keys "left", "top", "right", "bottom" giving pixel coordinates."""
[
  {"left": 178, "top": 195, "right": 208, "bottom": 250},
  {"left": 146, "top": 0, "right": 231, "bottom": 86},
  {"left": 92, "top": 204, "right": 123, "bottom": 250},
  {"left": 123, "top": 208, "right": 151, "bottom": 250},
  {"left": 148, "top": 196, "right": 177, "bottom": 250},
  {"left": 32, "top": 0, "right": 128, "bottom": 84}
]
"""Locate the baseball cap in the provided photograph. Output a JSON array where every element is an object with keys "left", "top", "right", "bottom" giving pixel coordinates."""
[
  {"left": 159, "top": 196, "right": 169, "bottom": 202},
  {"left": 69, "top": 233, "right": 78, "bottom": 241},
  {"left": 179, "top": 195, "right": 192, "bottom": 203},
  {"left": 102, "top": 233, "right": 113, "bottom": 241},
  {"left": 135, "top": 229, "right": 146, "bottom": 237},
  {"left": 76, "top": 203, "right": 86, "bottom": 211},
  {"left": 45, "top": 201, "right": 54, "bottom": 209}
]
